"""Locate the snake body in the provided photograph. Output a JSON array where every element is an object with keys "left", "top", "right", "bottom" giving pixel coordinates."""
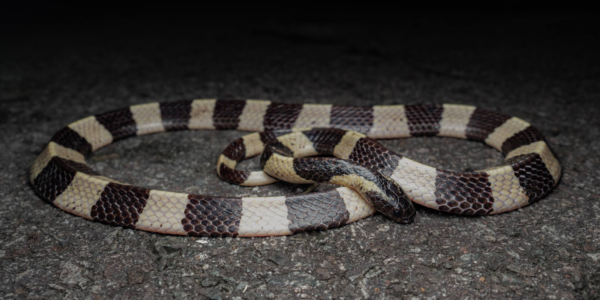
[{"left": 30, "top": 99, "right": 561, "bottom": 237}]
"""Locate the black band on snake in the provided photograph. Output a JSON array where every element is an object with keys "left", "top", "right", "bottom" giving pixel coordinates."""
[{"left": 30, "top": 100, "right": 561, "bottom": 237}]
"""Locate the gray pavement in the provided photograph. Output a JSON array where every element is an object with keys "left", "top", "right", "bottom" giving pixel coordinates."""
[{"left": 1, "top": 13, "right": 599, "bottom": 299}]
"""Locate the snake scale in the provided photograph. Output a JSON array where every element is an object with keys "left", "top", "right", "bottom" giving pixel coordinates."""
[{"left": 30, "top": 99, "right": 561, "bottom": 237}]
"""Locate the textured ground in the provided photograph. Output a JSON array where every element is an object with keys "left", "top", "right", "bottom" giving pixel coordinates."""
[{"left": 1, "top": 13, "right": 599, "bottom": 299}]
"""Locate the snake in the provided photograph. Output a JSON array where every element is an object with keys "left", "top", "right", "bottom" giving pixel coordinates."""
[{"left": 29, "top": 99, "right": 561, "bottom": 237}]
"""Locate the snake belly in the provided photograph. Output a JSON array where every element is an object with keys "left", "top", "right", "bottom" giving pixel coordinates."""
[{"left": 30, "top": 100, "right": 561, "bottom": 237}]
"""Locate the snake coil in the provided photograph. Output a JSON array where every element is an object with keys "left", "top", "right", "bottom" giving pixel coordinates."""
[{"left": 30, "top": 100, "right": 561, "bottom": 237}]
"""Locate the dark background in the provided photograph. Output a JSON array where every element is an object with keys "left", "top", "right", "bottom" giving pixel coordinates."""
[{"left": 1, "top": 6, "right": 599, "bottom": 300}]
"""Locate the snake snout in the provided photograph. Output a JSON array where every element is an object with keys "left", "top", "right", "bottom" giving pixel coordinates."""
[{"left": 391, "top": 206, "right": 416, "bottom": 224}]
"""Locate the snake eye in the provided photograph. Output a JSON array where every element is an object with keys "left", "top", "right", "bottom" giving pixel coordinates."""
[{"left": 393, "top": 210, "right": 401, "bottom": 217}]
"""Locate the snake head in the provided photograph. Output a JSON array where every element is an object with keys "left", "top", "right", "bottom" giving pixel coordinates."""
[
  {"left": 366, "top": 172, "right": 416, "bottom": 224},
  {"left": 366, "top": 190, "right": 416, "bottom": 224}
]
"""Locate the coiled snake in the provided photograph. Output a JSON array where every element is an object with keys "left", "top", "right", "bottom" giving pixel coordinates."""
[{"left": 30, "top": 100, "right": 561, "bottom": 237}]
